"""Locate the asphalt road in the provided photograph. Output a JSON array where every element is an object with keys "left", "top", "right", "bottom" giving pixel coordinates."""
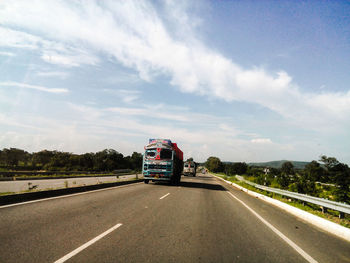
[
  {"left": 0, "top": 174, "right": 349, "bottom": 263},
  {"left": 0, "top": 174, "right": 141, "bottom": 193}
]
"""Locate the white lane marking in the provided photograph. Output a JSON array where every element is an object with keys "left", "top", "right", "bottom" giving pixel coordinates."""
[
  {"left": 54, "top": 223, "right": 122, "bottom": 263},
  {"left": 227, "top": 192, "right": 318, "bottom": 263},
  {"left": 159, "top": 193, "right": 170, "bottom": 200},
  {"left": 0, "top": 182, "right": 143, "bottom": 209}
]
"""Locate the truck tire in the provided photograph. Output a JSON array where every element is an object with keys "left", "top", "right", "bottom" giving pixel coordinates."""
[{"left": 144, "top": 179, "right": 149, "bottom": 184}]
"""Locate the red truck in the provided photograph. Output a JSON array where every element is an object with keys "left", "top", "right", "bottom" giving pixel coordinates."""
[{"left": 142, "top": 139, "right": 183, "bottom": 184}]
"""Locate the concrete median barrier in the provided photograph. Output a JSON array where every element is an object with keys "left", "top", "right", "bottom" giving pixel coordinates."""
[{"left": 0, "top": 179, "right": 143, "bottom": 206}]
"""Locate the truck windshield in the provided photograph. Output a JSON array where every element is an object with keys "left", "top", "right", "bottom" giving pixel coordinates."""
[
  {"left": 160, "top": 149, "right": 172, "bottom": 159},
  {"left": 145, "top": 149, "right": 157, "bottom": 159}
]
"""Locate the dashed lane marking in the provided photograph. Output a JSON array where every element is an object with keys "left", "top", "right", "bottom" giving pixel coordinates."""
[
  {"left": 54, "top": 223, "right": 122, "bottom": 263},
  {"left": 160, "top": 193, "right": 170, "bottom": 200}
]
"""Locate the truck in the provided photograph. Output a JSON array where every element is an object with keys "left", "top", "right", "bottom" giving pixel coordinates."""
[
  {"left": 183, "top": 160, "right": 196, "bottom": 177},
  {"left": 142, "top": 139, "right": 183, "bottom": 184}
]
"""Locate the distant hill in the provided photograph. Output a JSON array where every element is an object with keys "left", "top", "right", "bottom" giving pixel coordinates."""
[{"left": 248, "top": 160, "right": 310, "bottom": 169}]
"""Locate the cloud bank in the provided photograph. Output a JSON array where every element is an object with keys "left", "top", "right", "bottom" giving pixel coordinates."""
[
  {"left": 0, "top": 0, "right": 349, "bottom": 163},
  {"left": 0, "top": 81, "right": 68, "bottom": 93},
  {"left": 0, "top": 0, "right": 349, "bottom": 125}
]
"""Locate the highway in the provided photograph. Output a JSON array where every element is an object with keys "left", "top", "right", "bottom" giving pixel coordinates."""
[{"left": 0, "top": 174, "right": 349, "bottom": 263}]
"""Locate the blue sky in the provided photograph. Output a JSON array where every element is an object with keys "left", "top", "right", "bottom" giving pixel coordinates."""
[{"left": 0, "top": 0, "right": 349, "bottom": 164}]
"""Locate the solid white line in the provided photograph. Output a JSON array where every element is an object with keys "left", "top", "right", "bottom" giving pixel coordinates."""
[
  {"left": 54, "top": 223, "right": 122, "bottom": 263},
  {"left": 227, "top": 191, "right": 318, "bottom": 263},
  {"left": 159, "top": 193, "right": 170, "bottom": 200},
  {"left": 0, "top": 182, "right": 143, "bottom": 209}
]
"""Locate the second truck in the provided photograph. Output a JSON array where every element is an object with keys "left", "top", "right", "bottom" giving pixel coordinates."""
[{"left": 183, "top": 160, "right": 196, "bottom": 177}]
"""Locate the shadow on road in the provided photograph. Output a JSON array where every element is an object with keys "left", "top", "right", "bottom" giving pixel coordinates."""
[
  {"left": 153, "top": 179, "right": 226, "bottom": 191},
  {"left": 179, "top": 181, "right": 226, "bottom": 191}
]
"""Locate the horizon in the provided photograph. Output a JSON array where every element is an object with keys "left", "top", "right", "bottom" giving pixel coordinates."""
[
  {"left": 1, "top": 146, "right": 341, "bottom": 166},
  {"left": 1, "top": 1, "right": 349, "bottom": 164}
]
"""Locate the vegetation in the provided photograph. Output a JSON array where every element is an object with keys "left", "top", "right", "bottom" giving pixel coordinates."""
[
  {"left": 205, "top": 157, "right": 248, "bottom": 175},
  {"left": 249, "top": 160, "right": 310, "bottom": 169},
  {"left": 0, "top": 148, "right": 143, "bottom": 173},
  {"left": 205, "top": 155, "right": 350, "bottom": 205},
  {"left": 213, "top": 173, "right": 350, "bottom": 228}
]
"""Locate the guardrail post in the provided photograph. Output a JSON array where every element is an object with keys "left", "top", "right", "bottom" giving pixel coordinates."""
[
  {"left": 339, "top": 212, "right": 345, "bottom": 219},
  {"left": 321, "top": 206, "right": 327, "bottom": 214},
  {"left": 136, "top": 173, "right": 138, "bottom": 179}
]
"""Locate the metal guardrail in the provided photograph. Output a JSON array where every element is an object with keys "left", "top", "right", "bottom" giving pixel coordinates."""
[{"left": 236, "top": 175, "right": 350, "bottom": 216}]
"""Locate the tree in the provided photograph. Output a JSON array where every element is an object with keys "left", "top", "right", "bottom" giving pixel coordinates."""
[
  {"left": 233, "top": 162, "right": 248, "bottom": 175},
  {"left": 281, "top": 161, "right": 294, "bottom": 175},
  {"left": 225, "top": 162, "right": 248, "bottom": 175},
  {"left": 304, "top": 161, "right": 324, "bottom": 182},
  {"left": 93, "top": 149, "right": 124, "bottom": 171},
  {"left": 319, "top": 155, "right": 339, "bottom": 170},
  {"left": 80, "top": 153, "right": 95, "bottom": 170},
  {"left": 130, "top": 152, "right": 142, "bottom": 170},
  {"left": 0, "top": 148, "right": 29, "bottom": 167},
  {"left": 276, "top": 173, "right": 290, "bottom": 188},
  {"left": 44, "top": 151, "right": 71, "bottom": 170},
  {"left": 319, "top": 156, "right": 350, "bottom": 203},
  {"left": 205, "top": 156, "right": 224, "bottom": 173},
  {"left": 32, "top": 150, "right": 55, "bottom": 168},
  {"left": 247, "top": 166, "right": 263, "bottom": 177}
]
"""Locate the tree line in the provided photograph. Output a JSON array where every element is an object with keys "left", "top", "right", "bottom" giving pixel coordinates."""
[
  {"left": 205, "top": 156, "right": 248, "bottom": 175},
  {"left": 205, "top": 155, "right": 350, "bottom": 204},
  {"left": 0, "top": 148, "right": 143, "bottom": 172}
]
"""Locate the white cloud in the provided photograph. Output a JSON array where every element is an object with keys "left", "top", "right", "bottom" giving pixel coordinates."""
[
  {"left": 0, "top": 51, "right": 15, "bottom": 57},
  {"left": 106, "top": 106, "right": 190, "bottom": 122},
  {"left": 41, "top": 48, "right": 99, "bottom": 67},
  {"left": 1, "top": 0, "right": 347, "bottom": 127},
  {"left": 36, "top": 71, "right": 69, "bottom": 79},
  {"left": 0, "top": 81, "right": 68, "bottom": 94},
  {"left": 103, "top": 89, "right": 141, "bottom": 103},
  {"left": 251, "top": 138, "right": 272, "bottom": 144},
  {"left": 0, "top": 26, "right": 41, "bottom": 49},
  {"left": 0, "top": 99, "right": 338, "bottom": 162},
  {"left": 0, "top": 1, "right": 349, "bottom": 162},
  {"left": 0, "top": 26, "right": 99, "bottom": 67}
]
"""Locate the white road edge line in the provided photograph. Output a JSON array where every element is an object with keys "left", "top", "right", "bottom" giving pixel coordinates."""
[
  {"left": 0, "top": 182, "right": 143, "bottom": 209},
  {"left": 54, "top": 223, "right": 122, "bottom": 263},
  {"left": 160, "top": 193, "right": 170, "bottom": 200},
  {"left": 227, "top": 191, "right": 318, "bottom": 263}
]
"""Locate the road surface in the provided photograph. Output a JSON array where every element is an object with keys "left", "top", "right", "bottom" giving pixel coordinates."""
[{"left": 0, "top": 174, "right": 349, "bottom": 262}]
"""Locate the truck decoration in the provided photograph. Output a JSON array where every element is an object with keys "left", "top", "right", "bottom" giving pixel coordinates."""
[{"left": 142, "top": 139, "right": 183, "bottom": 184}]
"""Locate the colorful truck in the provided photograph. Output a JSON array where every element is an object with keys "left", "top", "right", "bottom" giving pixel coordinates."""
[
  {"left": 183, "top": 161, "right": 196, "bottom": 177},
  {"left": 142, "top": 139, "right": 183, "bottom": 184}
]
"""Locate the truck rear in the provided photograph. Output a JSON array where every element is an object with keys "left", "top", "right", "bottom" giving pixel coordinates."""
[
  {"left": 142, "top": 139, "right": 183, "bottom": 184},
  {"left": 183, "top": 161, "right": 196, "bottom": 176}
]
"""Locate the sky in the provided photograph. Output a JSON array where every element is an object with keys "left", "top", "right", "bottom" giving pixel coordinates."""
[{"left": 0, "top": 0, "right": 349, "bottom": 164}]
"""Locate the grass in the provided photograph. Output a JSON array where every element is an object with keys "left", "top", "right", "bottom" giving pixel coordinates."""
[
  {"left": 213, "top": 173, "right": 350, "bottom": 228},
  {"left": 0, "top": 192, "right": 16, "bottom": 196}
]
